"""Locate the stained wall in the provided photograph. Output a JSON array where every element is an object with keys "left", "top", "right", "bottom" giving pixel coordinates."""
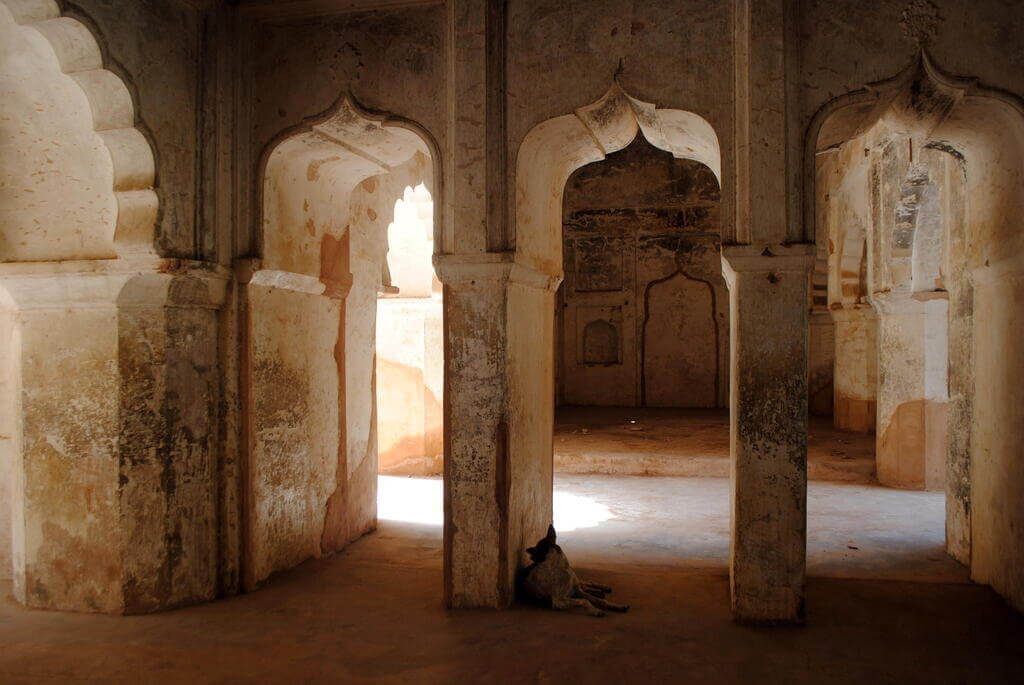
[
  {"left": 507, "top": 0, "right": 736, "bottom": 247},
  {"left": 70, "top": 0, "right": 207, "bottom": 258},
  {"left": 247, "top": 134, "right": 431, "bottom": 587},
  {"left": 557, "top": 137, "right": 727, "bottom": 408}
]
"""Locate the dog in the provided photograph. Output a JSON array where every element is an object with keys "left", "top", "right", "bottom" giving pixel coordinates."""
[{"left": 519, "top": 524, "right": 629, "bottom": 617}]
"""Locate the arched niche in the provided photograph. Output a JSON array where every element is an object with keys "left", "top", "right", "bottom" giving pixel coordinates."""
[
  {"left": 0, "top": 0, "right": 157, "bottom": 259},
  {"left": 243, "top": 96, "right": 440, "bottom": 590},
  {"left": 504, "top": 83, "right": 722, "bottom": 600},
  {"left": 808, "top": 51, "right": 1024, "bottom": 613}
]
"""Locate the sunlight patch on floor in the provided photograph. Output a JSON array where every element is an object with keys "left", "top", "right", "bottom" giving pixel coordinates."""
[
  {"left": 378, "top": 476, "right": 443, "bottom": 526},
  {"left": 377, "top": 476, "right": 614, "bottom": 531}
]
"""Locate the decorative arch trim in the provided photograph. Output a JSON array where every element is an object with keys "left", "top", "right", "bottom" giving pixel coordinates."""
[
  {"left": 2, "top": 0, "right": 158, "bottom": 256},
  {"left": 256, "top": 94, "right": 444, "bottom": 260},
  {"left": 515, "top": 83, "right": 722, "bottom": 278}
]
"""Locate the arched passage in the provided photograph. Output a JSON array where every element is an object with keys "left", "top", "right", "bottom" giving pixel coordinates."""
[
  {"left": 243, "top": 97, "right": 440, "bottom": 589},
  {"left": 505, "top": 84, "right": 724, "bottom": 602},
  {"left": 807, "top": 52, "right": 1024, "bottom": 611}
]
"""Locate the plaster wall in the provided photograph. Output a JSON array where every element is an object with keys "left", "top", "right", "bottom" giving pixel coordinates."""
[
  {"left": 244, "top": 4, "right": 445, "bottom": 254},
  {"left": 71, "top": 0, "right": 205, "bottom": 258},
  {"left": 376, "top": 297, "right": 443, "bottom": 475},
  {"left": 558, "top": 138, "right": 727, "bottom": 409},
  {"left": 0, "top": 4, "right": 116, "bottom": 260},
  {"left": 248, "top": 111, "right": 430, "bottom": 587},
  {"left": 507, "top": 0, "right": 735, "bottom": 248},
  {"left": 807, "top": 311, "right": 834, "bottom": 418},
  {"left": 375, "top": 183, "right": 442, "bottom": 475},
  {"left": 0, "top": 0, "right": 221, "bottom": 614},
  {"left": 831, "top": 307, "right": 877, "bottom": 433},
  {"left": 245, "top": 284, "right": 341, "bottom": 586},
  {"left": 938, "top": 100, "right": 1024, "bottom": 614},
  {"left": 798, "top": 0, "right": 1024, "bottom": 161}
]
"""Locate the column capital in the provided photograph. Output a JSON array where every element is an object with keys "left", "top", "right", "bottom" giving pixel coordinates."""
[
  {"left": 0, "top": 258, "right": 230, "bottom": 311},
  {"left": 828, "top": 303, "right": 877, "bottom": 323},
  {"left": 869, "top": 289, "right": 948, "bottom": 315},
  {"left": 509, "top": 262, "right": 561, "bottom": 292},
  {"left": 433, "top": 251, "right": 513, "bottom": 285},
  {"left": 720, "top": 244, "right": 814, "bottom": 289},
  {"left": 721, "top": 243, "right": 815, "bottom": 272}
]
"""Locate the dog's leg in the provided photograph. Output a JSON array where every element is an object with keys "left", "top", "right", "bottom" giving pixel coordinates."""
[
  {"left": 552, "top": 596, "right": 605, "bottom": 617},
  {"left": 581, "top": 582, "right": 612, "bottom": 596},
  {"left": 580, "top": 591, "right": 629, "bottom": 613}
]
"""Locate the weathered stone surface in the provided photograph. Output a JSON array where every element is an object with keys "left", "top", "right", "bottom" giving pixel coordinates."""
[
  {"left": 558, "top": 137, "right": 728, "bottom": 409},
  {"left": 722, "top": 245, "right": 814, "bottom": 624},
  {"left": 0, "top": 262, "right": 226, "bottom": 613},
  {"left": 2, "top": 0, "right": 1024, "bottom": 624}
]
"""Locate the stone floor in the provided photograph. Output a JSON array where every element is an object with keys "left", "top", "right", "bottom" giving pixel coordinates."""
[
  {"left": 555, "top": 407, "right": 876, "bottom": 482},
  {"left": 3, "top": 475, "right": 1018, "bottom": 683},
  {"left": 379, "top": 474, "right": 967, "bottom": 583}
]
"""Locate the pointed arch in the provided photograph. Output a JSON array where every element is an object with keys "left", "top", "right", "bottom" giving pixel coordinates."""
[
  {"left": 513, "top": 84, "right": 722, "bottom": 279},
  {"left": 505, "top": 84, "right": 724, "bottom": 601},
  {"left": 807, "top": 50, "right": 1024, "bottom": 613},
  {"left": 244, "top": 95, "right": 440, "bottom": 590}
]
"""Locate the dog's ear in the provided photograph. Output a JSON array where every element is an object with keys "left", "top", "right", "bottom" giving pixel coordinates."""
[
  {"left": 546, "top": 524, "right": 556, "bottom": 545},
  {"left": 526, "top": 542, "right": 548, "bottom": 563}
]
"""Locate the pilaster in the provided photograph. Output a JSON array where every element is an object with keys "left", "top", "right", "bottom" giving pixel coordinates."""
[{"left": 830, "top": 304, "right": 878, "bottom": 433}]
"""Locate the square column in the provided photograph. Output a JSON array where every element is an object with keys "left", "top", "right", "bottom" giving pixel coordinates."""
[
  {"left": 434, "top": 253, "right": 513, "bottom": 608},
  {"left": 871, "top": 291, "right": 948, "bottom": 490},
  {"left": 831, "top": 305, "right": 878, "bottom": 433},
  {"left": 722, "top": 244, "right": 814, "bottom": 624},
  {"left": 0, "top": 262, "right": 227, "bottom": 613}
]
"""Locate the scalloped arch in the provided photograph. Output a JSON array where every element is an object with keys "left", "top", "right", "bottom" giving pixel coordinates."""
[
  {"left": 0, "top": 0, "right": 157, "bottom": 259},
  {"left": 258, "top": 94, "right": 441, "bottom": 268}
]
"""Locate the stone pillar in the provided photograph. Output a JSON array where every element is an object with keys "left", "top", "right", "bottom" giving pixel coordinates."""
[
  {"left": 871, "top": 291, "right": 948, "bottom": 490},
  {"left": 807, "top": 309, "right": 835, "bottom": 417},
  {"left": 0, "top": 260, "right": 227, "bottom": 613},
  {"left": 722, "top": 244, "right": 814, "bottom": 625},
  {"left": 440, "top": 0, "right": 512, "bottom": 608},
  {"left": 831, "top": 305, "right": 877, "bottom": 433},
  {"left": 435, "top": 253, "right": 512, "bottom": 608}
]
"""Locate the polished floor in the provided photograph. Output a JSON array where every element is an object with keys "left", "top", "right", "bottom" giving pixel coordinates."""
[{"left": 1, "top": 476, "right": 1020, "bottom": 683}]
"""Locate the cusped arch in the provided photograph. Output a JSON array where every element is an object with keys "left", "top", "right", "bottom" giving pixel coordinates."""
[
  {"left": 258, "top": 95, "right": 442, "bottom": 281},
  {"left": 514, "top": 84, "right": 722, "bottom": 279},
  {"left": 806, "top": 50, "right": 1024, "bottom": 614},
  {"left": 0, "top": 0, "right": 157, "bottom": 259},
  {"left": 505, "top": 84, "right": 725, "bottom": 602},
  {"left": 804, "top": 51, "right": 979, "bottom": 247}
]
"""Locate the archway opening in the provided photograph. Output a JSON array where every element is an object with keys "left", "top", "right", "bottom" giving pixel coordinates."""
[
  {"left": 246, "top": 98, "right": 440, "bottom": 591},
  {"left": 375, "top": 183, "right": 445, "bottom": 527},
  {"left": 505, "top": 85, "right": 734, "bottom": 590},
  {"left": 806, "top": 54, "right": 1024, "bottom": 605},
  {"left": 809, "top": 122, "right": 959, "bottom": 583},
  {"left": 552, "top": 133, "right": 731, "bottom": 565}
]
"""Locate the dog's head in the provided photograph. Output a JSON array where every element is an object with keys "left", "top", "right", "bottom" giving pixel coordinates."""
[{"left": 526, "top": 524, "right": 561, "bottom": 563}]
